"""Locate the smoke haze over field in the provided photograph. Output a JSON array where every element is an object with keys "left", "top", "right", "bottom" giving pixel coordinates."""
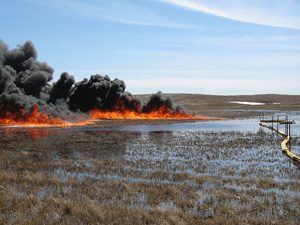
[{"left": 0, "top": 40, "right": 182, "bottom": 121}]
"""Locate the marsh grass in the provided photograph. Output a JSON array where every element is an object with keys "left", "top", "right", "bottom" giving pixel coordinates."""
[{"left": 0, "top": 127, "right": 299, "bottom": 224}]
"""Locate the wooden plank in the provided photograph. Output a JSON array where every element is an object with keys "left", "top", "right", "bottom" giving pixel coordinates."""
[
  {"left": 260, "top": 120, "right": 295, "bottom": 124},
  {"left": 260, "top": 120, "right": 286, "bottom": 123},
  {"left": 279, "top": 121, "right": 296, "bottom": 125}
]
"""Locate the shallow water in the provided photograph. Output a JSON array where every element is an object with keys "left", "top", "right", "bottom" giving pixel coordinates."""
[
  {"left": 1, "top": 115, "right": 300, "bottom": 223},
  {"left": 95, "top": 119, "right": 260, "bottom": 133},
  {"left": 83, "top": 112, "right": 300, "bottom": 135}
]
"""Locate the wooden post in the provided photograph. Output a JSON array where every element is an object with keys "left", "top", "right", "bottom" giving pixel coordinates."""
[
  {"left": 285, "top": 116, "right": 288, "bottom": 136},
  {"left": 284, "top": 116, "right": 286, "bottom": 135},
  {"left": 272, "top": 116, "right": 274, "bottom": 133},
  {"left": 277, "top": 115, "right": 279, "bottom": 133}
]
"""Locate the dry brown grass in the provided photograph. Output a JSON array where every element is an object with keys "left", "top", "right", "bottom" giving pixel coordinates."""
[{"left": 138, "top": 93, "right": 300, "bottom": 119}]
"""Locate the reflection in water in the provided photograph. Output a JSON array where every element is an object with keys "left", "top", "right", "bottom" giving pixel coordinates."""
[
  {"left": 0, "top": 127, "right": 57, "bottom": 140},
  {"left": 27, "top": 129, "right": 50, "bottom": 139}
]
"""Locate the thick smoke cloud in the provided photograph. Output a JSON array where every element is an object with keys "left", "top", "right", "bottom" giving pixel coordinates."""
[
  {"left": 68, "top": 75, "right": 112, "bottom": 112},
  {"left": 143, "top": 91, "right": 182, "bottom": 113},
  {"left": 68, "top": 75, "right": 142, "bottom": 112},
  {"left": 4, "top": 41, "right": 37, "bottom": 72},
  {"left": 49, "top": 72, "right": 75, "bottom": 104},
  {"left": 0, "top": 40, "right": 182, "bottom": 121},
  {"left": 0, "top": 40, "right": 70, "bottom": 119}
]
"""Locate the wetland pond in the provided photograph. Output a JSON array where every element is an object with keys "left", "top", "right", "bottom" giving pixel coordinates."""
[{"left": 0, "top": 114, "right": 300, "bottom": 224}]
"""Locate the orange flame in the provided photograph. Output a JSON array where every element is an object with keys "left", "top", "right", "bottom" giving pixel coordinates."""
[
  {"left": 90, "top": 106, "right": 212, "bottom": 120},
  {"left": 0, "top": 105, "right": 218, "bottom": 127},
  {"left": 0, "top": 105, "right": 72, "bottom": 127},
  {"left": 0, "top": 104, "right": 94, "bottom": 127}
]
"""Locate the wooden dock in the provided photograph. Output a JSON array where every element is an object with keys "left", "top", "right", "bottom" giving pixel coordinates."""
[{"left": 259, "top": 115, "right": 300, "bottom": 164}]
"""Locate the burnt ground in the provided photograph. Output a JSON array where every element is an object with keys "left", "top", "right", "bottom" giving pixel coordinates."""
[{"left": 1, "top": 94, "right": 300, "bottom": 224}]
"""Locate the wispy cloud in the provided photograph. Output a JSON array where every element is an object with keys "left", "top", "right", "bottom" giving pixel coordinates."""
[
  {"left": 26, "top": 0, "right": 191, "bottom": 29},
  {"left": 158, "top": 0, "right": 300, "bottom": 29},
  {"left": 126, "top": 77, "right": 300, "bottom": 94}
]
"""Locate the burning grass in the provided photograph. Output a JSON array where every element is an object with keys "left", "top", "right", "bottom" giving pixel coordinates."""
[
  {"left": 0, "top": 104, "right": 217, "bottom": 128},
  {"left": 0, "top": 104, "right": 71, "bottom": 127},
  {"left": 1, "top": 39, "right": 216, "bottom": 128},
  {"left": 0, "top": 125, "right": 299, "bottom": 224},
  {"left": 0, "top": 104, "right": 96, "bottom": 127},
  {"left": 90, "top": 105, "right": 214, "bottom": 120}
]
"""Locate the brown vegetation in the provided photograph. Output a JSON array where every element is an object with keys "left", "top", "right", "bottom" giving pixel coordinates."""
[
  {"left": 138, "top": 94, "right": 300, "bottom": 118},
  {"left": 0, "top": 125, "right": 299, "bottom": 224}
]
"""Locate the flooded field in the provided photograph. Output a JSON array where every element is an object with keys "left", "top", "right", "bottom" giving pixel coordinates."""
[{"left": 0, "top": 117, "right": 300, "bottom": 224}]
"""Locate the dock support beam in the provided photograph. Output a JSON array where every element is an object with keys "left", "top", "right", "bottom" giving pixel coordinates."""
[{"left": 277, "top": 115, "right": 279, "bottom": 136}]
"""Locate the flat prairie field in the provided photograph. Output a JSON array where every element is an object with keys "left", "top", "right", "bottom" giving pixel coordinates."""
[{"left": 1, "top": 94, "right": 300, "bottom": 224}]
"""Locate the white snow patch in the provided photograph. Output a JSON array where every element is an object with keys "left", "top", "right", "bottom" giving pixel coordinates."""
[{"left": 229, "top": 101, "right": 266, "bottom": 106}]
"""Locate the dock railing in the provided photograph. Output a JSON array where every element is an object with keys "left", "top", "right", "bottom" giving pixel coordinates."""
[{"left": 259, "top": 114, "right": 300, "bottom": 163}]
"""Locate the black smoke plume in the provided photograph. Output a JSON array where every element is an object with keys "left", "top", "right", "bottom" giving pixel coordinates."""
[{"left": 0, "top": 40, "right": 183, "bottom": 121}]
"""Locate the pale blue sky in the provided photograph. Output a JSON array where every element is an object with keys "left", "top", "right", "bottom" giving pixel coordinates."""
[{"left": 1, "top": 0, "right": 300, "bottom": 94}]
